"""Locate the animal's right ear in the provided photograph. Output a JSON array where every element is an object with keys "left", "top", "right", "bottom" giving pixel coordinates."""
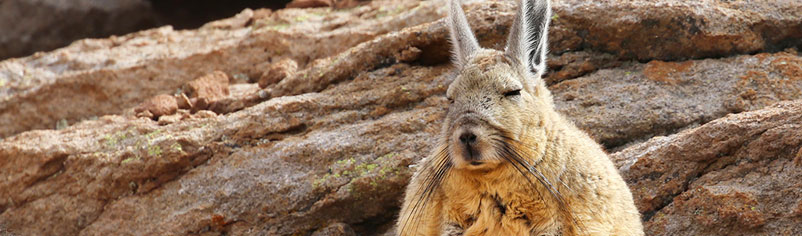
[
  {"left": 505, "top": 0, "right": 551, "bottom": 76},
  {"left": 447, "top": 0, "right": 480, "bottom": 67}
]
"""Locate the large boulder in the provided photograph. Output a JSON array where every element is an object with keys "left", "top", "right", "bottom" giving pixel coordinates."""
[
  {"left": 613, "top": 101, "right": 802, "bottom": 235},
  {"left": 0, "top": 0, "right": 801, "bottom": 235}
]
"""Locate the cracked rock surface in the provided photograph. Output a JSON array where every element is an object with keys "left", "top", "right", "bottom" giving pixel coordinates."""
[
  {"left": 613, "top": 101, "right": 802, "bottom": 235},
  {"left": 0, "top": 0, "right": 801, "bottom": 235}
]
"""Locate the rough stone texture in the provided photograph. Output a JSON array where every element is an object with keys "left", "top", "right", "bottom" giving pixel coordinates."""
[
  {"left": 0, "top": 0, "right": 159, "bottom": 60},
  {"left": 0, "top": 0, "right": 801, "bottom": 235},
  {"left": 554, "top": 50, "right": 802, "bottom": 148},
  {"left": 0, "top": 0, "right": 445, "bottom": 138},
  {"left": 3, "top": 0, "right": 802, "bottom": 139},
  {"left": 310, "top": 222, "right": 358, "bottom": 236},
  {"left": 552, "top": 0, "right": 802, "bottom": 60},
  {"left": 612, "top": 101, "right": 802, "bottom": 235},
  {"left": 287, "top": 0, "right": 367, "bottom": 9},
  {"left": 184, "top": 71, "right": 230, "bottom": 101},
  {"left": 135, "top": 94, "right": 178, "bottom": 119},
  {"left": 258, "top": 58, "right": 298, "bottom": 88}
]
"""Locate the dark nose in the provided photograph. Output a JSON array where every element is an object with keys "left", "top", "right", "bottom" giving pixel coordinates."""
[{"left": 459, "top": 132, "right": 477, "bottom": 146}]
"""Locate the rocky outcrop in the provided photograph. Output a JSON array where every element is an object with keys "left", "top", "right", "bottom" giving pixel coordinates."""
[
  {"left": 0, "top": 0, "right": 801, "bottom": 235},
  {"left": 552, "top": 0, "right": 802, "bottom": 60},
  {"left": 555, "top": 50, "right": 802, "bottom": 148},
  {"left": 613, "top": 101, "right": 802, "bottom": 235},
  {"left": 0, "top": 0, "right": 444, "bottom": 138}
]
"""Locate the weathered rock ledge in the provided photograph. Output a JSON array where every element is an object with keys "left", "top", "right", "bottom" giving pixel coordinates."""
[
  {"left": 0, "top": 0, "right": 801, "bottom": 235},
  {"left": 614, "top": 101, "right": 802, "bottom": 235}
]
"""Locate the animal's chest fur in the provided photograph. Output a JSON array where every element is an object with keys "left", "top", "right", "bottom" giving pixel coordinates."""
[{"left": 441, "top": 172, "right": 563, "bottom": 235}]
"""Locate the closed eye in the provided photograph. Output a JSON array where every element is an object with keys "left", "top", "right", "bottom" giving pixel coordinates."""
[{"left": 503, "top": 89, "right": 521, "bottom": 97}]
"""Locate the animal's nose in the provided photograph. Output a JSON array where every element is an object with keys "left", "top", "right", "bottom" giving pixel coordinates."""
[{"left": 459, "top": 132, "right": 477, "bottom": 146}]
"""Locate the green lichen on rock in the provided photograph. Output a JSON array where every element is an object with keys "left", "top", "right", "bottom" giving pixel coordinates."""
[
  {"left": 147, "top": 145, "right": 162, "bottom": 157},
  {"left": 311, "top": 152, "right": 409, "bottom": 200}
]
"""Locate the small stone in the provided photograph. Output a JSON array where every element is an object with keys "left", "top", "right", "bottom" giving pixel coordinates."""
[
  {"left": 190, "top": 98, "right": 209, "bottom": 113},
  {"left": 135, "top": 110, "right": 154, "bottom": 119},
  {"left": 176, "top": 93, "right": 193, "bottom": 109},
  {"left": 310, "top": 222, "right": 356, "bottom": 236},
  {"left": 259, "top": 59, "right": 298, "bottom": 88},
  {"left": 157, "top": 114, "right": 181, "bottom": 125},
  {"left": 176, "top": 109, "right": 191, "bottom": 119},
  {"left": 195, "top": 110, "right": 217, "bottom": 119},
  {"left": 136, "top": 94, "right": 178, "bottom": 119},
  {"left": 395, "top": 46, "right": 422, "bottom": 63},
  {"left": 184, "top": 71, "right": 230, "bottom": 102}
]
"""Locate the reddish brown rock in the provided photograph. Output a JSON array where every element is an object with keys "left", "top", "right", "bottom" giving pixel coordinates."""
[
  {"left": 157, "top": 113, "right": 182, "bottom": 125},
  {"left": 3, "top": 0, "right": 801, "bottom": 138},
  {"left": 0, "top": 0, "right": 445, "bottom": 138},
  {"left": 135, "top": 94, "right": 178, "bottom": 119},
  {"left": 258, "top": 58, "right": 298, "bottom": 88},
  {"left": 554, "top": 51, "right": 802, "bottom": 148},
  {"left": 394, "top": 46, "right": 423, "bottom": 63},
  {"left": 613, "top": 101, "right": 802, "bottom": 235},
  {"left": 552, "top": 0, "right": 802, "bottom": 60},
  {"left": 0, "top": 0, "right": 802, "bottom": 235},
  {"left": 175, "top": 93, "right": 193, "bottom": 110},
  {"left": 183, "top": 71, "right": 230, "bottom": 103},
  {"left": 545, "top": 50, "right": 620, "bottom": 84},
  {"left": 311, "top": 222, "right": 357, "bottom": 236}
]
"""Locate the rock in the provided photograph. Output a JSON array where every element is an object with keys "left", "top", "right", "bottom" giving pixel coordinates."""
[
  {"left": 545, "top": 51, "right": 620, "bottom": 85},
  {"left": 552, "top": 0, "right": 802, "bottom": 60},
  {"left": 0, "top": 0, "right": 446, "bottom": 138},
  {"left": 194, "top": 110, "right": 217, "bottom": 119},
  {"left": 183, "top": 71, "right": 230, "bottom": 105},
  {"left": 176, "top": 93, "right": 193, "bottom": 110},
  {"left": 258, "top": 59, "right": 298, "bottom": 88},
  {"left": 554, "top": 50, "right": 802, "bottom": 148},
  {"left": 135, "top": 94, "right": 178, "bottom": 119},
  {"left": 0, "top": 0, "right": 159, "bottom": 60},
  {"left": 0, "top": 0, "right": 802, "bottom": 235},
  {"left": 286, "top": 0, "right": 366, "bottom": 9},
  {"left": 135, "top": 109, "right": 154, "bottom": 119},
  {"left": 3, "top": 0, "right": 801, "bottom": 138},
  {"left": 394, "top": 46, "right": 423, "bottom": 63},
  {"left": 612, "top": 101, "right": 802, "bottom": 235},
  {"left": 286, "top": 0, "right": 332, "bottom": 9},
  {"left": 311, "top": 222, "right": 357, "bottom": 236},
  {"left": 157, "top": 114, "right": 182, "bottom": 125}
]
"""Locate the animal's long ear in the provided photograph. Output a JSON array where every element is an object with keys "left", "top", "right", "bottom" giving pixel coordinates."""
[
  {"left": 448, "top": 0, "right": 480, "bottom": 67},
  {"left": 505, "top": 0, "right": 551, "bottom": 75}
]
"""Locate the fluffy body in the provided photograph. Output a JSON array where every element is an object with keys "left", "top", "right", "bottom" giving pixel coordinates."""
[{"left": 396, "top": 0, "right": 644, "bottom": 235}]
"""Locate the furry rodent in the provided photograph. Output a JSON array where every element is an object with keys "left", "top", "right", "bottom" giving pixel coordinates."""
[{"left": 396, "top": 0, "right": 644, "bottom": 235}]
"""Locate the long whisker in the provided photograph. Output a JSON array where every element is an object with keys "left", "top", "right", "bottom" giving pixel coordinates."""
[
  {"left": 493, "top": 138, "right": 545, "bottom": 201},
  {"left": 402, "top": 150, "right": 444, "bottom": 235},
  {"left": 400, "top": 146, "right": 452, "bottom": 235},
  {"left": 496, "top": 134, "right": 587, "bottom": 234}
]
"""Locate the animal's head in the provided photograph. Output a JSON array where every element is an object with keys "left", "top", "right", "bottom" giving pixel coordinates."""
[{"left": 443, "top": 0, "right": 553, "bottom": 171}]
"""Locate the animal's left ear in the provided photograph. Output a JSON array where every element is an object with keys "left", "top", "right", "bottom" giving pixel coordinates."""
[
  {"left": 505, "top": 0, "right": 551, "bottom": 76},
  {"left": 447, "top": 0, "right": 480, "bottom": 67}
]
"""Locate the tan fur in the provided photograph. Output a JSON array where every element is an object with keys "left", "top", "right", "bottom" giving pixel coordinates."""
[{"left": 396, "top": 0, "right": 643, "bottom": 235}]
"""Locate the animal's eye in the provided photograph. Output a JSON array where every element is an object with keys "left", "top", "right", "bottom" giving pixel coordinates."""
[
  {"left": 503, "top": 89, "right": 521, "bottom": 97},
  {"left": 447, "top": 97, "right": 454, "bottom": 103}
]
